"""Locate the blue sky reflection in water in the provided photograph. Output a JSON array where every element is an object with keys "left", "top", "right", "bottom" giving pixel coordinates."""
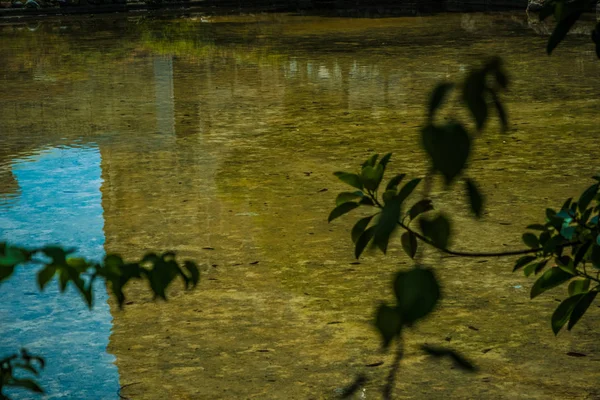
[{"left": 0, "top": 145, "right": 119, "bottom": 399}]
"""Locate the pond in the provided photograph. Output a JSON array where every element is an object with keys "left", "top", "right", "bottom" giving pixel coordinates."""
[{"left": 0, "top": 11, "right": 599, "bottom": 399}]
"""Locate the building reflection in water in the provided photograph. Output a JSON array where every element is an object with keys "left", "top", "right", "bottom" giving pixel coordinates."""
[{"left": 0, "top": 146, "right": 119, "bottom": 400}]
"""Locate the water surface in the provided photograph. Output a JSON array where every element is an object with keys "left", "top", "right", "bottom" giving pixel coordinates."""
[{"left": 1, "top": 12, "right": 599, "bottom": 399}]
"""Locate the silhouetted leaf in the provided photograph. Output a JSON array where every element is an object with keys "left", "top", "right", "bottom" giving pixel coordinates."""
[
  {"left": 488, "top": 90, "right": 508, "bottom": 132},
  {"left": 336, "top": 191, "right": 363, "bottom": 206},
  {"left": 401, "top": 232, "right": 418, "bottom": 259},
  {"left": 351, "top": 215, "right": 375, "bottom": 244},
  {"left": 328, "top": 202, "right": 360, "bottom": 223},
  {"left": 385, "top": 174, "right": 406, "bottom": 191},
  {"left": 547, "top": 10, "right": 583, "bottom": 55},
  {"left": 463, "top": 71, "right": 488, "bottom": 131},
  {"left": 0, "top": 246, "right": 28, "bottom": 267},
  {"left": 185, "top": 261, "right": 200, "bottom": 288},
  {"left": 375, "top": 304, "right": 402, "bottom": 348},
  {"left": 397, "top": 178, "right": 422, "bottom": 205},
  {"left": 421, "top": 345, "right": 477, "bottom": 372},
  {"left": 408, "top": 199, "right": 433, "bottom": 220},
  {"left": 382, "top": 190, "right": 397, "bottom": 204},
  {"left": 568, "top": 291, "right": 597, "bottom": 330},
  {"left": 530, "top": 267, "right": 574, "bottom": 299},
  {"left": 526, "top": 224, "right": 547, "bottom": 231},
  {"left": 378, "top": 153, "right": 392, "bottom": 170},
  {"left": 465, "top": 179, "right": 484, "bottom": 218},
  {"left": 362, "top": 154, "right": 379, "bottom": 168},
  {"left": 394, "top": 267, "right": 440, "bottom": 325},
  {"left": 552, "top": 294, "right": 584, "bottom": 335},
  {"left": 513, "top": 255, "right": 537, "bottom": 272},
  {"left": 419, "top": 214, "right": 452, "bottom": 250},
  {"left": 593, "top": 22, "right": 600, "bottom": 59},
  {"left": 361, "top": 165, "right": 384, "bottom": 192},
  {"left": 0, "top": 265, "right": 15, "bottom": 282},
  {"left": 568, "top": 279, "right": 590, "bottom": 296},
  {"left": 428, "top": 82, "right": 454, "bottom": 120},
  {"left": 42, "top": 246, "right": 67, "bottom": 264},
  {"left": 7, "top": 378, "right": 44, "bottom": 393},
  {"left": 573, "top": 241, "right": 591, "bottom": 267},
  {"left": 591, "top": 244, "right": 600, "bottom": 268},
  {"left": 373, "top": 196, "right": 402, "bottom": 254},
  {"left": 421, "top": 124, "right": 471, "bottom": 184},
  {"left": 37, "top": 266, "right": 56, "bottom": 290},
  {"left": 355, "top": 226, "right": 376, "bottom": 259},
  {"left": 522, "top": 233, "right": 539, "bottom": 248},
  {"left": 578, "top": 183, "right": 599, "bottom": 212},
  {"left": 334, "top": 172, "right": 363, "bottom": 190}
]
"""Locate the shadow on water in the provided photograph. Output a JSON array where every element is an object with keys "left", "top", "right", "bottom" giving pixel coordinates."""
[{"left": 0, "top": 11, "right": 599, "bottom": 399}]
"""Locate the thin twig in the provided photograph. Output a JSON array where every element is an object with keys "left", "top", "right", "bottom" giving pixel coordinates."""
[{"left": 382, "top": 337, "right": 404, "bottom": 400}]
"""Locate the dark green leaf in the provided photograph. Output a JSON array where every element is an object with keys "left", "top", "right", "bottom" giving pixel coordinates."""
[
  {"left": 419, "top": 214, "right": 452, "bottom": 250},
  {"left": 362, "top": 154, "right": 379, "bottom": 168},
  {"left": 355, "top": 226, "right": 376, "bottom": 259},
  {"left": 7, "top": 378, "right": 44, "bottom": 394},
  {"left": 385, "top": 174, "right": 406, "bottom": 191},
  {"left": 378, "top": 153, "right": 392, "bottom": 170},
  {"left": 530, "top": 267, "right": 574, "bottom": 299},
  {"left": 394, "top": 267, "right": 440, "bottom": 325},
  {"left": 513, "top": 255, "right": 537, "bottom": 272},
  {"left": 552, "top": 294, "right": 585, "bottom": 335},
  {"left": 328, "top": 202, "right": 360, "bottom": 223},
  {"left": 382, "top": 190, "right": 397, "bottom": 204},
  {"left": 351, "top": 215, "right": 375, "bottom": 244},
  {"left": 336, "top": 191, "right": 363, "bottom": 206},
  {"left": 0, "top": 265, "right": 16, "bottom": 283},
  {"left": 561, "top": 197, "right": 572, "bottom": 211},
  {"left": 578, "top": 183, "right": 599, "bottom": 213},
  {"left": 522, "top": 233, "right": 539, "bottom": 249},
  {"left": 488, "top": 89, "right": 508, "bottom": 132},
  {"left": 373, "top": 196, "right": 402, "bottom": 254},
  {"left": 421, "top": 123, "right": 471, "bottom": 184},
  {"left": 465, "top": 179, "right": 484, "bottom": 218},
  {"left": 543, "top": 234, "right": 564, "bottom": 256},
  {"left": 568, "top": 291, "right": 597, "bottom": 331},
  {"left": 428, "top": 82, "right": 454, "bottom": 120},
  {"left": 573, "top": 241, "right": 591, "bottom": 267},
  {"left": 37, "top": 266, "right": 56, "bottom": 290},
  {"left": 359, "top": 197, "right": 375, "bottom": 206},
  {"left": 547, "top": 10, "right": 583, "bottom": 55},
  {"left": 334, "top": 172, "right": 363, "bottom": 190},
  {"left": 374, "top": 304, "right": 402, "bottom": 348},
  {"left": 401, "top": 232, "right": 418, "bottom": 259},
  {"left": 538, "top": 1, "right": 555, "bottom": 21},
  {"left": 408, "top": 199, "right": 433, "bottom": 220},
  {"left": 42, "top": 246, "right": 67, "bottom": 264},
  {"left": 397, "top": 178, "right": 422, "bottom": 205},
  {"left": 591, "top": 244, "right": 600, "bottom": 268},
  {"left": 361, "top": 165, "right": 384, "bottom": 192},
  {"left": 568, "top": 279, "right": 590, "bottom": 296},
  {"left": 0, "top": 246, "right": 27, "bottom": 267},
  {"left": 463, "top": 70, "right": 488, "bottom": 131}
]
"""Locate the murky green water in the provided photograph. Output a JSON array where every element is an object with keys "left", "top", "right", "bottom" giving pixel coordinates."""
[{"left": 1, "top": 12, "right": 599, "bottom": 399}]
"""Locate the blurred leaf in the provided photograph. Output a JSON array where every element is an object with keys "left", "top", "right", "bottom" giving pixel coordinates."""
[
  {"left": 522, "top": 233, "right": 539, "bottom": 248},
  {"left": 578, "top": 183, "right": 599, "bottom": 212},
  {"left": 465, "top": 179, "right": 484, "bottom": 218},
  {"left": 351, "top": 215, "right": 376, "bottom": 244},
  {"left": 573, "top": 241, "right": 591, "bottom": 267},
  {"left": 539, "top": 1, "right": 555, "bottom": 21},
  {"left": 7, "top": 378, "right": 44, "bottom": 394},
  {"left": 336, "top": 191, "right": 363, "bottom": 206},
  {"left": 328, "top": 202, "right": 360, "bottom": 223},
  {"left": 419, "top": 214, "right": 452, "bottom": 249},
  {"left": 375, "top": 304, "right": 402, "bottom": 348},
  {"left": 560, "top": 226, "right": 576, "bottom": 240},
  {"left": 373, "top": 197, "right": 402, "bottom": 254},
  {"left": 0, "top": 246, "right": 28, "bottom": 267},
  {"left": 561, "top": 197, "right": 572, "bottom": 211},
  {"left": 37, "top": 266, "right": 56, "bottom": 290},
  {"left": 591, "top": 244, "right": 600, "bottom": 268},
  {"left": 355, "top": 226, "right": 376, "bottom": 259},
  {"left": 394, "top": 267, "right": 440, "bottom": 325},
  {"left": 463, "top": 71, "right": 488, "bottom": 131},
  {"left": 420, "top": 345, "right": 477, "bottom": 372},
  {"left": 513, "top": 255, "right": 537, "bottom": 272},
  {"left": 552, "top": 294, "right": 584, "bottom": 335},
  {"left": 401, "top": 232, "right": 418, "bottom": 259},
  {"left": 382, "top": 190, "right": 397, "bottom": 204},
  {"left": 362, "top": 154, "right": 379, "bottom": 168},
  {"left": 488, "top": 89, "right": 508, "bottom": 132},
  {"left": 359, "top": 197, "right": 375, "bottom": 206},
  {"left": 428, "top": 82, "right": 454, "bottom": 120},
  {"left": 334, "top": 172, "right": 363, "bottom": 190},
  {"left": 593, "top": 22, "right": 600, "bottom": 59},
  {"left": 421, "top": 123, "right": 471, "bottom": 184},
  {"left": 378, "top": 153, "right": 392, "bottom": 170},
  {"left": 361, "top": 165, "right": 384, "bottom": 192},
  {"left": 568, "top": 279, "right": 590, "bottom": 296},
  {"left": 408, "top": 199, "right": 434, "bottom": 220},
  {"left": 385, "top": 174, "right": 406, "bottom": 191},
  {"left": 58, "top": 270, "right": 69, "bottom": 292},
  {"left": 185, "top": 261, "right": 200, "bottom": 288},
  {"left": 547, "top": 10, "right": 583, "bottom": 55},
  {"left": 338, "top": 374, "right": 368, "bottom": 399},
  {"left": 568, "top": 291, "right": 597, "bottom": 330},
  {"left": 530, "top": 267, "right": 574, "bottom": 299},
  {"left": 42, "top": 246, "right": 67, "bottom": 264},
  {"left": 0, "top": 265, "right": 16, "bottom": 283},
  {"left": 397, "top": 178, "right": 422, "bottom": 205},
  {"left": 526, "top": 224, "right": 547, "bottom": 231}
]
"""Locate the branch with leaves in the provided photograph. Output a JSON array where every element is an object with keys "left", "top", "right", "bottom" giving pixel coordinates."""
[{"left": 0, "top": 243, "right": 200, "bottom": 399}]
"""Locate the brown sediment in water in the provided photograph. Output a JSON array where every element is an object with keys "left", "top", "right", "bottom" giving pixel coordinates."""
[{"left": 1, "top": 12, "right": 599, "bottom": 399}]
